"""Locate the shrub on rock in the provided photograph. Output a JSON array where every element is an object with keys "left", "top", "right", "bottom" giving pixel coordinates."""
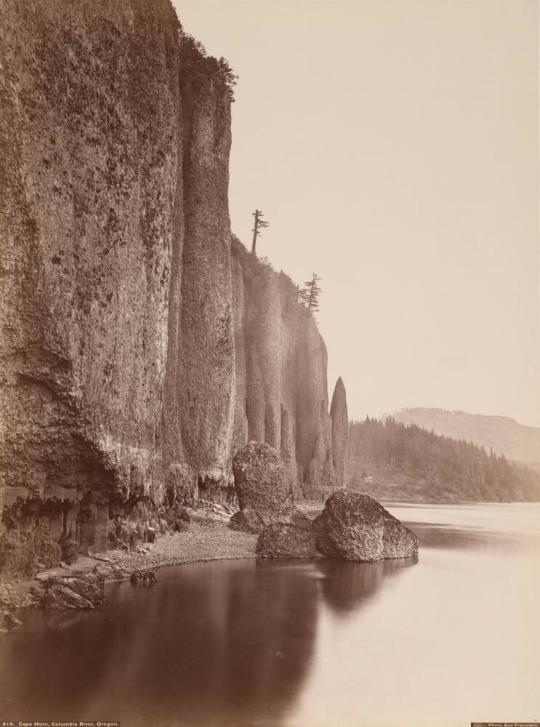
[
  {"left": 232, "top": 442, "right": 294, "bottom": 525},
  {"left": 313, "top": 490, "right": 418, "bottom": 562}
]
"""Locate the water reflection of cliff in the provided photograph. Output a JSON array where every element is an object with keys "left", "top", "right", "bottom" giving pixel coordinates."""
[
  {"left": 0, "top": 560, "right": 319, "bottom": 726},
  {"left": 0, "top": 557, "right": 417, "bottom": 726}
]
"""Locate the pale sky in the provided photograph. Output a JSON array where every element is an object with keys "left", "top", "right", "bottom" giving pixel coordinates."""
[{"left": 174, "top": 0, "right": 540, "bottom": 426}]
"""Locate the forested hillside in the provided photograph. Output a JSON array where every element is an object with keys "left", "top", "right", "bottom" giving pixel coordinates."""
[
  {"left": 394, "top": 408, "right": 540, "bottom": 469},
  {"left": 348, "top": 418, "right": 540, "bottom": 502}
]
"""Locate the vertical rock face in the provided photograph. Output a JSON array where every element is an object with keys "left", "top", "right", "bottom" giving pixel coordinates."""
[
  {"left": 161, "top": 38, "right": 235, "bottom": 502},
  {"left": 0, "top": 0, "right": 182, "bottom": 521},
  {"left": 0, "top": 0, "right": 347, "bottom": 568},
  {"left": 295, "top": 315, "right": 337, "bottom": 497},
  {"left": 330, "top": 378, "right": 349, "bottom": 487},
  {"left": 0, "top": 0, "right": 234, "bottom": 553},
  {"left": 231, "top": 239, "right": 342, "bottom": 498}
]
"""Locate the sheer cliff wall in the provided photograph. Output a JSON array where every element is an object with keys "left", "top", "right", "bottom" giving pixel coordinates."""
[
  {"left": 0, "top": 0, "right": 185, "bottom": 552},
  {"left": 0, "top": 0, "right": 346, "bottom": 557},
  {"left": 231, "top": 240, "right": 346, "bottom": 499}
]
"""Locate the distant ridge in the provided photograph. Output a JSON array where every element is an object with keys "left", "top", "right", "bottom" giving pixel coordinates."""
[
  {"left": 393, "top": 408, "right": 540, "bottom": 468},
  {"left": 347, "top": 417, "right": 540, "bottom": 502}
]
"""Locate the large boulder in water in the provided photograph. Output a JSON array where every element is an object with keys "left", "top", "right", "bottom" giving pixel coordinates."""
[
  {"left": 232, "top": 442, "right": 294, "bottom": 525},
  {"left": 313, "top": 490, "right": 418, "bottom": 561},
  {"left": 256, "top": 514, "right": 318, "bottom": 559}
]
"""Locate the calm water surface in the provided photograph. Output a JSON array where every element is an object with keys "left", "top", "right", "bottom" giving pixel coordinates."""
[{"left": 0, "top": 503, "right": 539, "bottom": 727}]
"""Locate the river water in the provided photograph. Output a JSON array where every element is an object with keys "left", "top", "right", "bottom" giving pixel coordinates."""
[{"left": 0, "top": 503, "right": 539, "bottom": 727}]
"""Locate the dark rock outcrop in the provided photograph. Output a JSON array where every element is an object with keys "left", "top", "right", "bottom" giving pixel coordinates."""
[
  {"left": 130, "top": 570, "right": 157, "bottom": 586},
  {"left": 0, "top": 610, "right": 22, "bottom": 633},
  {"left": 32, "top": 572, "right": 105, "bottom": 610},
  {"left": 229, "top": 508, "right": 265, "bottom": 534},
  {"left": 0, "top": 592, "right": 23, "bottom": 633},
  {"left": 330, "top": 378, "right": 349, "bottom": 487},
  {"left": 232, "top": 443, "right": 294, "bottom": 525},
  {"left": 313, "top": 490, "right": 418, "bottom": 561},
  {"left": 0, "top": 522, "right": 62, "bottom": 578},
  {"left": 60, "top": 536, "right": 79, "bottom": 566},
  {"left": 256, "top": 515, "right": 318, "bottom": 559}
]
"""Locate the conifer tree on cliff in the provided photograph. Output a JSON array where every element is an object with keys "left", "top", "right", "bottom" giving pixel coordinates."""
[
  {"left": 299, "top": 273, "right": 322, "bottom": 314},
  {"left": 251, "top": 209, "right": 269, "bottom": 254}
]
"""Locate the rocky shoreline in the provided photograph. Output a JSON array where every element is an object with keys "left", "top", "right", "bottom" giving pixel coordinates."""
[
  {"left": 0, "top": 479, "right": 324, "bottom": 633},
  {"left": 0, "top": 509, "right": 259, "bottom": 633},
  {"left": 1, "top": 469, "right": 420, "bottom": 635}
]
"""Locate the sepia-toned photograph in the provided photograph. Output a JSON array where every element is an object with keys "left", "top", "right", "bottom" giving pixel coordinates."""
[{"left": 0, "top": 1, "right": 539, "bottom": 725}]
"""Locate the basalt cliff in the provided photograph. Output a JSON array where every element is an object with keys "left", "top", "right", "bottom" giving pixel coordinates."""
[{"left": 0, "top": 0, "right": 347, "bottom": 561}]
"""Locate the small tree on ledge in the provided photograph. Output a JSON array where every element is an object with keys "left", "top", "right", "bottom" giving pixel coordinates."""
[
  {"left": 251, "top": 209, "right": 269, "bottom": 255},
  {"left": 299, "top": 273, "right": 322, "bottom": 314}
]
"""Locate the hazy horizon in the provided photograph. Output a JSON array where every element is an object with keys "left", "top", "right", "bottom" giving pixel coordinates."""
[{"left": 175, "top": 0, "right": 540, "bottom": 427}]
